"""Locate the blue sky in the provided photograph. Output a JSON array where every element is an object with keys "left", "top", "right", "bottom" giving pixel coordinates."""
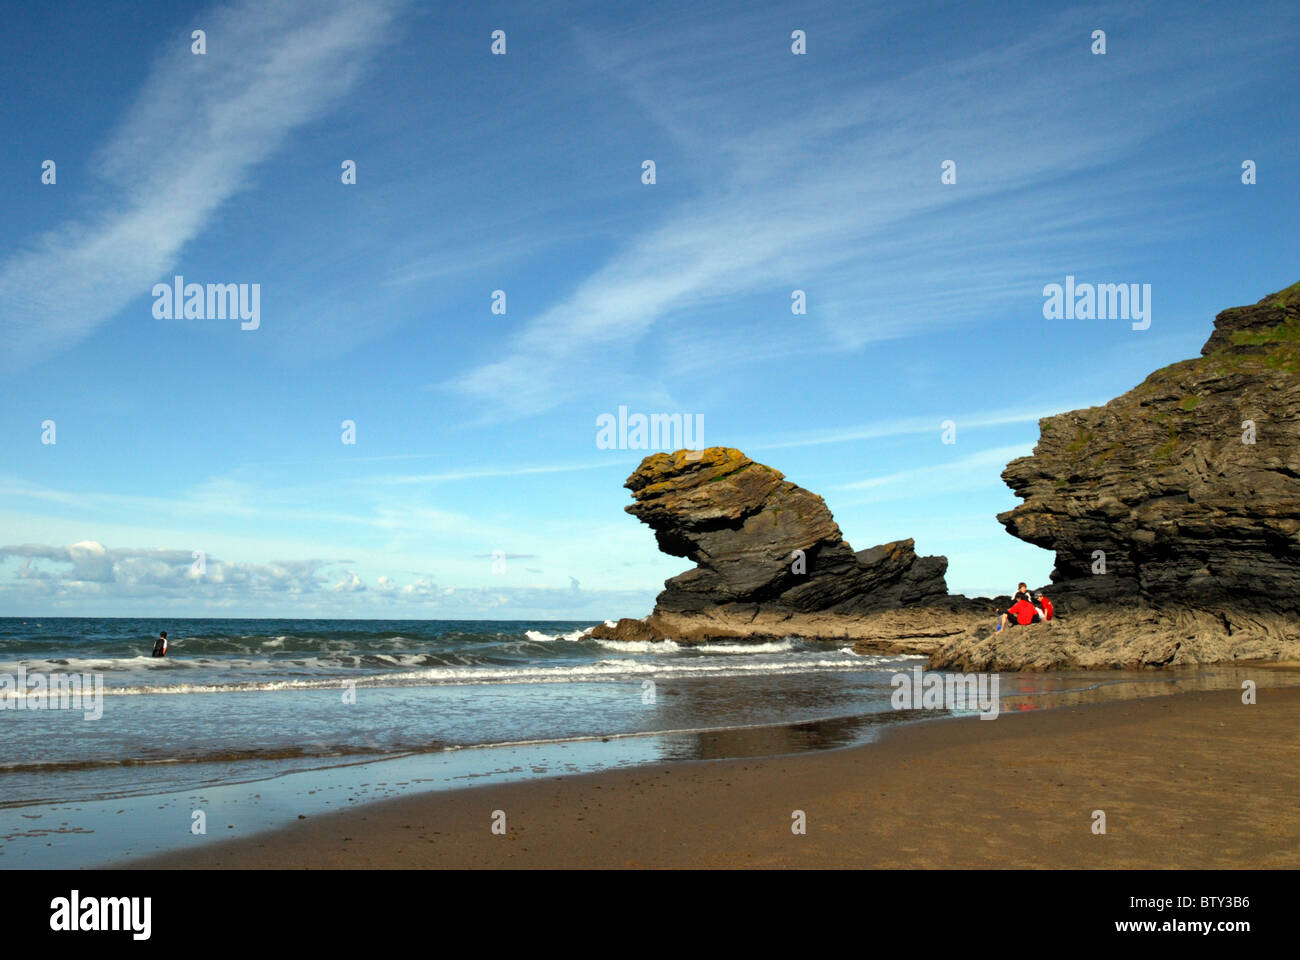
[{"left": 1, "top": 0, "right": 1297, "bottom": 618}]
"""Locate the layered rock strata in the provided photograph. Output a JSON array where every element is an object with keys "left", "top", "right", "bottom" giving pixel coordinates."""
[
  {"left": 591, "top": 447, "right": 962, "bottom": 646},
  {"left": 929, "top": 281, "right": 1300, "bottom": 669},
  {"left": 592, "top": 282, "right": 1300, "bottom": 669}
]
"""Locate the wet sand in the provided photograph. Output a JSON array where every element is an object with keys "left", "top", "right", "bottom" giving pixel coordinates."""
[{"left": 127, "top": 684, "right": 1300, "bottom": 869}]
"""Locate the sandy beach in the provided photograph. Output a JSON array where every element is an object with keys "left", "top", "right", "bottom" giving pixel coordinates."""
[{"left": 128, "top": 683, "right": 1300, "bottom": 869}]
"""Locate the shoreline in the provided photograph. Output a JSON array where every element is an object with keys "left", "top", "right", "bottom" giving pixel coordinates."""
[{"left": 124, "top": 682, "right": 1300, "bottom": 869}]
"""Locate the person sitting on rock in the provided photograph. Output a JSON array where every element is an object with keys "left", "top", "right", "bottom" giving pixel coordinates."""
[
  {"left": 1035, "top": 592, "right": 1054, "bottom": 621},
  {"left": 996, "top": 592, "right": 1042, "bottom": 632}
]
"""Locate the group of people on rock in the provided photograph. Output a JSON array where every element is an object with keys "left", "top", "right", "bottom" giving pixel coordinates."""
[{"left": 995, "top": 582, "right": 1053, "bottom": 632}]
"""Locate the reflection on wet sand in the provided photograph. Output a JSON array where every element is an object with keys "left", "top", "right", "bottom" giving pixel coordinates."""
[
  {"left": 647, "top": 662, "right": 1300, "bottom": 763},
  {"left": 657, "top": 709, "right": 937, "bottom": 761},
  {"left": 993, "top": 663, "right": 1298, "bottom": 713}
]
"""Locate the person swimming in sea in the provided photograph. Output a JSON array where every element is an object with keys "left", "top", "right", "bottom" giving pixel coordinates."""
[{"left": 151, "top": 631, "right": 168, "bottom": 657}]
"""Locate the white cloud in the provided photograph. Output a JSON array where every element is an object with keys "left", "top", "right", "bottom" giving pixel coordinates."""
[
  {"left": 445, "top": 6, "right": 1280, "bottom": 420},
  {"left": 371, "top": 460, "right": 618, "bottom": 486},
  {"left": 0, "top": 0, "right": 400, "bottom": 370},
  {"left": 748, "top": 405, "right": 1084, "bottom": 452},
  {"left": 838, "top": 445, "right": 1034, "bottom": 503},
  {"left": 0, "top": 541, "right": 336, "bottom": 597},
  {"left": 11, "top": 540, "right": 117, "bottom": 583},
  {"left": 0, "top": 540, "right": 657, "bottom": 618},
  {"left": 332, "top": 570, "right": 366, "bottom": 593}
]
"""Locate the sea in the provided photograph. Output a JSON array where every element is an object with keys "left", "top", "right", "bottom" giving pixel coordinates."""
[
  {"left": 0, "top": 617, "right": 929, "bottom": 804},
  {"left": 0, "top": 616, "right": 1278, "bottom": 866}
]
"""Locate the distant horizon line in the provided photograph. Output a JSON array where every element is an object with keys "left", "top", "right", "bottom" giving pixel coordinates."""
[{"left": 0, "top": 593, "right": 1026, "bottom": 621}]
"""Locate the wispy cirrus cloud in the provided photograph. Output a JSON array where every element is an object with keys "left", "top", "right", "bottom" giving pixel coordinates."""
[
  {"left": 839, "top": 444, "right": 1034, "bottom": 499},
  {"left": 0, "top": 0, "right": 402, "bottom": 371},
  {"left": 747, "top": 403, "right": 1086, "bottom": 452},
  {"left": 446, "top": 3, "right": 1291, "bottom": 420},
  {"left": 369, "top": 460, "right": 619, "bottom": 485}
]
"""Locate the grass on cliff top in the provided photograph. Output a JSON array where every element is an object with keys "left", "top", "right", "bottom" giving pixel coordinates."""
[
  {"left": 1213, "top": 324, "right": 1300, "bottom": 374},
  {"left": 1131, "top": 289, "right": 1300, "bottom": 386},
  {"left": 1231, "top": 315, "right": 1300, "bottom": 346},
  {"left": 1193, "top": 309, "right": 1300, "bottom": 376},
  {"left": 1273, "top": 280, "right": 1300, "bottom": 308},
  {"left": 1134, "top": 357, "right": 1201, "bottom": 394}
]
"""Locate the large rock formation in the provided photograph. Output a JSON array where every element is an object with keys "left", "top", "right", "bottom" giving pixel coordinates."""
[
  {"left": 998, "top": 280, "right": 1300, "bottom": 612},
  {"left": 594, "top": 447, "right": 963, "bottom": 645},
  {"left": 589, "top": 282, "right": 1300, "bottom": 669},
  {"left": 928, "top": 280, "right": 1300, "bottom": 670}
]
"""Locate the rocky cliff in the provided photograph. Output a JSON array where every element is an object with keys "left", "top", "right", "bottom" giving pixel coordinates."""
[
  {"left": 928, "top": 280, "right": 1300, "bottom": 669},
  {"left": 590, "top": 282, "right": 1300, "bottom": 669},
  {"left": 592, "top": 447, "right": 968, "bottom": 646},
  {"left": 998, "top": 280, "right": 1300, "bottom": 611}
]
